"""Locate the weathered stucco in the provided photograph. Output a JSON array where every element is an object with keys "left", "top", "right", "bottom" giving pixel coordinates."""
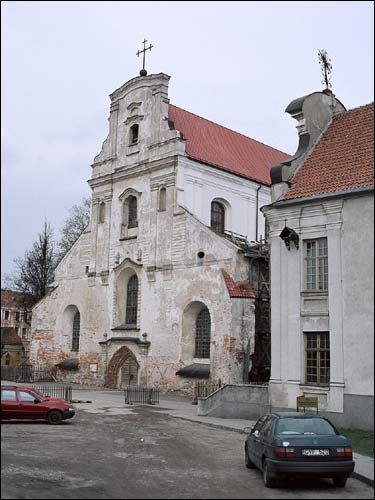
[{"left": 30, "top": 72, "right": 260, "bottom": 391}]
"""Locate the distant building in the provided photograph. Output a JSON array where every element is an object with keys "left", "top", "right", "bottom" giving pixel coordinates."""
[
  {"left": 1, "top": 290, "right": 37, "bottom": 362},
  {"left": 263, "top": 92, "right": 374, "bottom": 430},
  {"left": 1, "top": 327, "right": 27, "bottom": 366}
]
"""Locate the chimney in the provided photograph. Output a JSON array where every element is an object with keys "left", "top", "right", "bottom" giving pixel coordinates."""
[{"left": 270, "top": 91, "right": 346, "bottom": 202}]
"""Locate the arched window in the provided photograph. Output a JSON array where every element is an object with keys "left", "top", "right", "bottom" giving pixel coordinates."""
[
  {"left": 99, "top": 202, "right": 105, "bottom": 223},
  {"left": 195, "top": 307, "right": 211, "bottom": 358},
  {"left": 127, "top": 196, "right": 138, "bottom": 229},
  {"left": 159, "top": 187, "right": 166, "bottom": 211},
  {"left": 72, "top": 311, "right": 80, "bottom": 352},
  {"left": 129, "top": 124, "right": 139, "bottom": 145},
  {"left": 126, "top": 275, "right": 138, "bottom": 326},
  {"left": 211, "top": 201, "right": 225, "bottom": 233},
  {"left": 5, "top": 353, "right": 11, "bottom": 366}
]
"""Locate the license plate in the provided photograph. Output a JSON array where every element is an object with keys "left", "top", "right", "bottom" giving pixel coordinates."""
[{"left": 302, "top": 449, "right": 330, "bottom": 456}]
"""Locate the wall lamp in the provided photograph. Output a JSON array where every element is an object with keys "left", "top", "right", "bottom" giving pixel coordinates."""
[{"left": 279, "top": 226, "right": 299, "bottom": 250}]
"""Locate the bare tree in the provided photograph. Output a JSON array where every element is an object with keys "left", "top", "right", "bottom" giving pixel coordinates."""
[
  {"left": 56, "top": 197, "right": 91, "bottom": 262},
  {"left": 5, "top": 221, "right": 57, "bottom": 300}
]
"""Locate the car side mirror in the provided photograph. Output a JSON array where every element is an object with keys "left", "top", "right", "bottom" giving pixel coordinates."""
[
  {"left": 243, "top": 426, "right": 253, "bottom": 434},
  {"left": 34, "top": 399, "right": 40, "bottom": 404},
  {"left": 253, "top": 430, "right": 260, "bottom": 438}
]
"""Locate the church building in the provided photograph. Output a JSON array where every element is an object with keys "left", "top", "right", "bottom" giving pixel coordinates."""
[{"left": 30, "top": 71, "right": 288, "bottom": 391}]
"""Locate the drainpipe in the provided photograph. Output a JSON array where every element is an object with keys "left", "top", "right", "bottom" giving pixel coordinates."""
[{"left": 255, "top": 185, "right": 261, "bottom": 241}]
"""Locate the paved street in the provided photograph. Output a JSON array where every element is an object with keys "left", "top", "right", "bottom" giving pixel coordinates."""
[{"left": 1, "top": 398, "right": 374, "bottom": 499}]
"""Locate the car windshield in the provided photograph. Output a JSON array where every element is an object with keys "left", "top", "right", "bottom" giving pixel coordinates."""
[{"left": 275, "top": 417, "right": 337, "bottom": 436}]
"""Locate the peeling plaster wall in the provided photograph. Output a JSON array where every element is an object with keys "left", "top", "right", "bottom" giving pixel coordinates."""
[{"left": 30, "top": 73, "right": 257, "bottom": 390}]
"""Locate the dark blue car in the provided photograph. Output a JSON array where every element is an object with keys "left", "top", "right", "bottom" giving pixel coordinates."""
[{"left": 244, "top": 412, "right": 355, "bottom": 488}]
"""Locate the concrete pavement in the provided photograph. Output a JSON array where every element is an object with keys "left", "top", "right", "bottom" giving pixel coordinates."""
[
  {"left": 2, "top": 381, "right": 373, "bottom": 487},
  {"left": 69, "top": 386, "right": 374, "bottom": 487}
]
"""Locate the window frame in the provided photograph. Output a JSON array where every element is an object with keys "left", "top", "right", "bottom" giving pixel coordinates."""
[
  {"left": 195, "top": 307, "right": 211, "bottom": 358},
  {"left": 304, "top": 332, "right": 330, "bottom": 386},
  {"left": 125, "top": 274, "right": 138, "bottom": 327},
  {"left": 210, "top": 201, "right": 225, "bottom": 234},
  {"left": 304, "top": 238, "right": 328, "bottom": 292},
  {"left": 71, "top": 311, "right": 80, "bottom": 352},
  {"left": 127, "top": 196, "right": 138, "bottom": 229}
]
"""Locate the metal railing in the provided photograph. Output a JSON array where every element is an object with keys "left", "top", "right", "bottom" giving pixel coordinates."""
[
  {"left": 124, "top": 385, "right": 160, "bottom": 405},
  {"left": 1, "top": 365, "right": 57, "bottom": 383},
  {"left": 192, "top": 379, "right": 222, "bottom": 404},
  {"left": 31, "top": 384, "right": 73, "bottom": 402}
]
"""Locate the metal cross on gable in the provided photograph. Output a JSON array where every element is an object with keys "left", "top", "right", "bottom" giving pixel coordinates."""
[
  {"left": 318, "top": 49, "right": 333, "bottom": 90},
  {"left": 136, "top": 38, "right": 153, "bottom": 77}
]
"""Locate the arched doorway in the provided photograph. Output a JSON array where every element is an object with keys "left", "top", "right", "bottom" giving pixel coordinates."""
[
  {"left": 120, "top": 357, "right": 139, "bottom": 388},
  {"left": 106, "top": 346, "right": 139, "bottom": 389}
]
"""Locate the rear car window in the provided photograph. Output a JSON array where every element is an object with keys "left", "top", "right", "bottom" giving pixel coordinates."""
[
  {"left": 1, "top": 390, "right": 17, "bottom": 401},
  {"left": 275, "top": 417, "right": 337, "bottom": 435}
]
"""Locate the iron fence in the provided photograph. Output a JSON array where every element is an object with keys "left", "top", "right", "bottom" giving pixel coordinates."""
[
  {"left": 1, "top": 365, "right": 57, "bottom": 383},
  {"left": 192, "top": 379, "right": 222, "bottom": 404},
  {"left": 31, "top": 384, "right": 73, "bottom": 402},
  {"left": 124, "top": 386, "right": 160, "bottom": 405}
]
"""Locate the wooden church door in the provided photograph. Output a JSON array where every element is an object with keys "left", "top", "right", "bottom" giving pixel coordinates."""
[{"left": 120, "top": 358, "right": 138, "bottom": 388}]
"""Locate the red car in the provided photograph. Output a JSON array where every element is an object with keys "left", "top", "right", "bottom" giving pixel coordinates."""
[{"left": 1, "top": 385, "right": 75, "bottom": 424}]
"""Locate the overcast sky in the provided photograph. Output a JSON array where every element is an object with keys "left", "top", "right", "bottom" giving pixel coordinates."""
[{"left": 1, "top": 0, "right": 374, "bottom": 281}]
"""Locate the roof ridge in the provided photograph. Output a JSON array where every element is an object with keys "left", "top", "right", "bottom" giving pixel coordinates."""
[
  {"left": 169, "top": 104, "right": 289, "bottom": 156},
  {"left": 346, "top": 102, "right": 374, "bottom": 114},
  {"left": 333, "top": 102, "right": 374, "bottom": 122}
]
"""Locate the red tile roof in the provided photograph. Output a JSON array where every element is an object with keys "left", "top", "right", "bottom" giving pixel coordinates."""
[
  {"left": 282, "top": 103, "right": 374, "bottom": 201},
  {"left": 1, "top": 327, "right": 24, "bottom": 346},
  {"left": 221, "top": 270, "right": 255, "bottom": 298},
  {"left": 1, "top": 290, "right": 37, "bottom": 309},
  {"left": 168, "top": 105, "right": 289, "bottom": 185}
]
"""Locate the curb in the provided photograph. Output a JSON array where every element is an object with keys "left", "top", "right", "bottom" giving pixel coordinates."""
[
  {"left": 171, "top": 414, "right": 247, "bottom": 434},
  {"left": 351, "top": 472, "right": 374, "bottom": 487}
]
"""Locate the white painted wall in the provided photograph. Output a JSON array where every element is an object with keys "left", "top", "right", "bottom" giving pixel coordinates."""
[
  {"left": 265, "top": 192, "right": 374, "bottom": 416},
  {"left": 177, "top": 156, "right": 270, "bottom": 242}
]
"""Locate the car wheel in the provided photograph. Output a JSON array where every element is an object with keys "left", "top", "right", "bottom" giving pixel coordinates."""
[
  {"left": 333, "top": 476, "right": 347, "bottom": 487},
  {"left": 245, "top": 449, "right": 255, "bottom": 469},
  {"left": 263, "top": 459, "right": 277, "bottom": 488},
  {"left": 47, "top": 410, "right": 63, "bottom": 425}
]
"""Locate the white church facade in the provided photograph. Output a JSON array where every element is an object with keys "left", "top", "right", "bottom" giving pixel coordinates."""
[{"left": 30, "top": 72, "right": 288, "bottom": 391}]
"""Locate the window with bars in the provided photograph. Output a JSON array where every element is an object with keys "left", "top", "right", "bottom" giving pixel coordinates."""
[
  {"left": 125, "top": 275, "right": 138, "bottom": 326},
  {"left": 71, "top": 311, "right": 80, "bottom": 352},
  {"left": 304, "top": 238, "right": 328, "bottom": 291},
  {"left": 4, "top": 310, "right": 9, "bottom": 320},
  {"left": 210, "top": 201, "right": 225, "bottom": 233},
  {"left": 195, "top": 307, "right": 211, "bottom": 358},
  {"left": 127, "top": 196, "right": 138, "bottom": 229},
  {"left": 304, "top": 332, "right": 330, "bottom": 385}
]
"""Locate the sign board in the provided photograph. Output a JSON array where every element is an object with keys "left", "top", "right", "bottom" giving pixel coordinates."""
[{"left": 297, "top": 395, "right": 318, "bottom": 413}]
